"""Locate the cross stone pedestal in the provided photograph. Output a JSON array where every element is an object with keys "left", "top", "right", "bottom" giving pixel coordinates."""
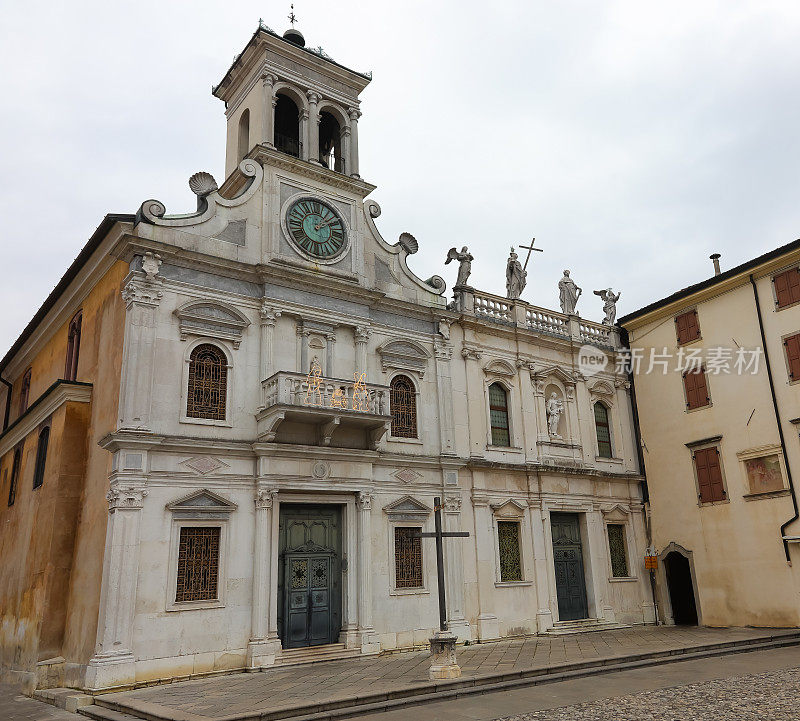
[{"left": 428, "top": 632, "right": 461, "bottom": 680}]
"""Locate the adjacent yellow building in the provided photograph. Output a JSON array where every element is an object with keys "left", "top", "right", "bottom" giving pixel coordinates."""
[{"left": 620, "top": 240, "right": 800, "bottom": 627}]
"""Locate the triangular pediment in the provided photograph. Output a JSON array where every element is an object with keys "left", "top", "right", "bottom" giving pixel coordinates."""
[
  {"left": 166, "top": 489, "right": 238, "bottom": 514},
  {"left": 490, "top": 498, "right": 527, "bottom": 518},
  {"left": 383, "top": 495, "right": 432, "bottom": 517},
  {"left": 600, "top": 503, "right": 630, "bottom": 522},
  {"left": 533, "top": 365, "right": 576, "bottom": 384}
]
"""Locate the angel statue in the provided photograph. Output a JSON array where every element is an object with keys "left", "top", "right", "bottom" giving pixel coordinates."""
[
  {"left": 445, "top": 246, "right": 474, "bottom": 287},
  {"left": 593, "top": 288, "right": 621, "bottom": 325},
  {"left": 506, "top": 247, "right": 527, "bottom": 300}
]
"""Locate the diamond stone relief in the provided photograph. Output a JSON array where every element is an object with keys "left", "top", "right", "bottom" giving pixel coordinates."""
[
  {"left": 181, "top": 456, "right": 227, "bottom": 475},
  {"left": 393, "top": 468, "right": 422, "bottom": 484}
]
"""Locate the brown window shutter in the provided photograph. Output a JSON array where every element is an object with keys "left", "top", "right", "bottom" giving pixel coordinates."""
[
  {"left": 706, "top": 448, "right": 726, "bottom": 501},
  {"left": 675, "top": 313, "right": 688, "bottom": 344},
  {"left": 683, "top": 371, "right": 695, "bottom": 408},
  {"left": 785, "top": 334, "right": 800, "bottom": 380},
  {"left": 694, "top": 368, "right": 709, "bottom": 406},
  {"left": 790, "top": 269, "right": 800, "bottom": 305},
  {"left": 775, "top": 270, "right": 795, "bottom": 308},
  {"left": 686, "top": 310, "right": 700, "bottom": 341},
  {"left": 694, "top": 449, "right": 714, "bottom": 503}
]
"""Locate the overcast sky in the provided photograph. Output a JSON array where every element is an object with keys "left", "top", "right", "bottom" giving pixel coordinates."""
[{"left": 2, "top": 1, "right": 800, "bottom": 352}]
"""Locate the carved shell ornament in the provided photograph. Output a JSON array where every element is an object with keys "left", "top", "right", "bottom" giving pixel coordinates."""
[
  {"left": 398, "top": 232, "right": 419, "bottom": 255},
  {"left": 189, "top": 171, "right": 219, "bottom": 198}
]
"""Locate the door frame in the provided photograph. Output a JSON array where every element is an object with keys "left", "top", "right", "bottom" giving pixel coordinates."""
[
  {"left": 656, "top": 541, "right": 703, "bottom": 626},
  {"left": 549, "top": 511, "right": 590, "bottom": 621}
]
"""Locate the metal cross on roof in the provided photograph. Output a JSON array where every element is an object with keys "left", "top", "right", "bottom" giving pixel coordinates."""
[{"left": 288, "top": 4, "right": 297, "bottom": 26}]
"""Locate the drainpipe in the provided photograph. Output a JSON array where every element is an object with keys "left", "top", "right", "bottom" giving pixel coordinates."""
[
  {"left": 0, "top": 375, "right": 11, "bottom": 432},
  {"left": 750, "top": 274, "right": 798, "bottom": 564}
]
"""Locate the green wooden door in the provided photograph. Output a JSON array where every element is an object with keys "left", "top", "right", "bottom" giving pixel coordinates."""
[
  {"left": 278, "top": 504, "right": 342, "bottom": 648},
  {"left": 551, "top": 513, "right": 589, "bottom": 621}
]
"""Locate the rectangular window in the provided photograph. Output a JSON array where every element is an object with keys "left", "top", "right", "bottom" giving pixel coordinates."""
[
  {"left": 744, "top": 454, "right": 784, "bottom": 494},
  {"left": 8, "top": 448, "right": 21, "bottom": 507},
  {"left": 774, "top": 268, "right": 800, "bottom": 309},
  {"left": 488, "top": 383, "right": 510, "bottom": 447},
  {"left": 394, "top": 526, "right": 423, "bottom": 589},
  {"left": 785, "top": 333, "right": 800, "bottom": 382},
  {"left": 675, "top": 309, "right": 701, "bottom": 345},
  {"left": 497, "top": 521, "right": 523, "bottom": 582},
  {"left": 32, "top": 427, "right": 49, "bottom": 490},
  {"left": 693, "top": 446, "right": 726, "bottom": 503},
  {"left": 607, "top": 524, "right": 629, "bottom": 577},
  {"left": 175, "top": 526, "right": 221, "bottom": 602},
  {"left": 683, "top": 367, "right": 710, "bottom": 410}
]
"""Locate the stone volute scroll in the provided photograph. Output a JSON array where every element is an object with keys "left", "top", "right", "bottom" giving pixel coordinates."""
[{"left": 558, "top": 269, "right": 582, "bottom": 315}]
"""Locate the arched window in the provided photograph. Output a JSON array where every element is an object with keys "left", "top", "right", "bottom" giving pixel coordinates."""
[
  {"left": 8, "top": 447, "right": 21, "bottom": 506},
  {"left": 32, "top": 427, "right": 49, "bottom": 490},
  {"left": 65, "top": 310, "right": 82, "bottom": 381},
  {"left": 488, "top": 383, "right": 510, "bottom": 447},
  {"left": 237, "top": 109, "right": 250, "bottom": 161},
  {"left": 18, "top": 368, "right": 31, "bottom": 417},
  {"left": 390, "top": 375, "right": 417, "bottom": 438},
  {"left": 274, "top": 94, "right": 300, "bottom": 157},
  {"left": 187, "top": 344, "right": 228, "bottom": 420},
  {"left": 318, "top": 111, "right": 343, "bottom": 172},
  {"left": 594, "top": 402, "right": 613, "bottom": 458}
]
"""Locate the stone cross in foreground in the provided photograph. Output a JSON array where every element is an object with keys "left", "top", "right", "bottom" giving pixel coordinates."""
[{"left": 414, "top": 496, "right": 469, "bottom": 679}]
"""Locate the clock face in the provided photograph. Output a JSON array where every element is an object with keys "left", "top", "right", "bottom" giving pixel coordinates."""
[{"left": 286, "top": 198, "right": 346, "bottom": 259}]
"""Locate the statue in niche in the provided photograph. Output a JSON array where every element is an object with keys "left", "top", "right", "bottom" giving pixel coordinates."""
[
  {"left": 446, "top": 246, "right": 473, "bottom": 287},
  {"left": 558, "top": 269, "right": 582, "bottom": 315},
  {"left": 506, "top": 247, "right": 527, "bottom": 300},
  {"left": 593, "top": 288, "right": 621, "bottom": 325},
  {"left": 546, "top": 392, "right": 564, "bottom": 439}
]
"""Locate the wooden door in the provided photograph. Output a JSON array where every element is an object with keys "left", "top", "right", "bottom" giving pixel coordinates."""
[{"left": 551, "top": 513, "right": 589, "bottom": 621}]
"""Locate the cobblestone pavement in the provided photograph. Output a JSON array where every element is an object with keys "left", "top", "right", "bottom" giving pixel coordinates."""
[
  {"left": 105, "top": 627, "right": 793, "bottom": 719},
  {"left": 499, "top": 667, "right": 800, "bottom": 721},
  {"left": 0, "top": 685, "right": 75, "bottom": 721}
]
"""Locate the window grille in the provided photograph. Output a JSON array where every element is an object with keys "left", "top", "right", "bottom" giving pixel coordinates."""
[
  {"left": 390, "top": 375, "right": 417, "bottom": 438},
  {"left": 187, "top": 344, "right": 228, "bottom": 420},
  {"left": 498, "top": 520, "right": 522, "bottom": 582},
  {"left": 32, "top": 427, "right": 49, "bottom": 490},
  {"left": 489, "top": 383, "right": 510, "bottom": 447},
  {"left": 175, "top": 526, "right": 221, "bottom": 602},
  {"left": 607, "top": 524, "right": 628, "bottom": 577},
  {"left": 594, "top": 403, "right": 613, "bottom": 458},
  {"left": 394, "top": 526, "right": 423, "bottom": 588}
]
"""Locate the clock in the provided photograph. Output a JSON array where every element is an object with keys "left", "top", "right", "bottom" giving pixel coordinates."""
[{"left": 285, "top": 198, "right": 347, "bottom": 260}]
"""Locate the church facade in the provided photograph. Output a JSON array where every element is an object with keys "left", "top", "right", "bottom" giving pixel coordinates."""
[{"left": 0, "top": 23, "right": 652, "bottom": 692}]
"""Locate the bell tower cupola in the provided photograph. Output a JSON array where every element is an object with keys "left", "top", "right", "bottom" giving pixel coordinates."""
[{"left": 213, "top": 16, "right": 371, "bottom": 180}]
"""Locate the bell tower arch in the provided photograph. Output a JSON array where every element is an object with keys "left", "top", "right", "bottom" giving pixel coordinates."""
[{"left": 213, "top": 21, "right": 371, "bottom": 179}]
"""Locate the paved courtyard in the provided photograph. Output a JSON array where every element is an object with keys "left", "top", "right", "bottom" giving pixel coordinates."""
[{"left": 97, "top": 626, "right": 797, "bottom": 720}]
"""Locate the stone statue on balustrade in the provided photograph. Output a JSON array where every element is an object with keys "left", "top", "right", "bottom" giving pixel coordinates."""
[
  {"left": 506, "top": 247, "right": 527, "bottom": 300},
  {"left": 593, "top": 288, "right": 621, "bottom": 325},
  {"left": 558, "top": 270, "right": 582, "bottom": 315},
  {"left": 546, "top": 392, "right": 564, "bottom": 439},
  {"left": 446, "top": 246, "right": 473, "bottom": 287}
]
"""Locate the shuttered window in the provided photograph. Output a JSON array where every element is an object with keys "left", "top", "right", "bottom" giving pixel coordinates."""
[
  {"left": 675, "top": 310, "right": 701, "bottom": 345},
  {"left": 489, "top": 383, "right": 510, "bottom": 447},
  {"left": 785, "top": 333, "right": 800, "bottom": 382},
  {"left": 683, "top": 367, "right": 710, "bottom": 410},
  {"left": 594, "top": 403, "right": 613, "bottom": 458},
  {"left": 773, "top": 268, "right": 800, "bottom": 309},
  {"left": 693, "top": 447, "right": 726, "bottom": 503}
]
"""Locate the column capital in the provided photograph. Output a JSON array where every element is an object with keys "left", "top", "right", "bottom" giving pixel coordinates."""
[
  {"left": 434, "top": 340, "right": 453, "bottom": 361},
  {"left": 355, "top": 325, "right": 371, "bottom": 343},
  {"left": 356, "top": 491, "right": 373, "bottom": 510},
  {"left": 106, "top": 483, "right": 148, "bottom": 512},
  {"left": 121, "top": 275, "right": 163, "bottom": 309},
  {"left": 261, "top": 70, "right": 278, "bottom": 86},
  {"left": 260, "top": 303, "right": 281, "bottom": 326},
  {"left": 299, "top": 108, "right": 309, "bottom": 121},
  {"left": 348, "top": 107, "right": 362, "bottom": 121},
  {"left": 461, "top": 347, "right": 482, "bottom": 361},
  {"left": 255, "top": 486, "right": 277, "bottom": 509},
  {"left": 307, "top": 90, "right": 322, "bottom": 104},
  {"left": 443, "top": 495, "right": 462, "bottom": 514}
]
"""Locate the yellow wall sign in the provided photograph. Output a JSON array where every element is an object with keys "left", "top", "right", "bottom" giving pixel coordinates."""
[{"left": 645, "top": 555, "right": 658, "bottom": 570}]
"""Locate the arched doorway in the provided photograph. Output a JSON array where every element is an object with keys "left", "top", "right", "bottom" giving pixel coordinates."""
[
  {"left": 275, "top": 94, "right": 300, "bottom": 157},
  {"left": 664, "top": 551, "right": 698, "bottom": 625}
]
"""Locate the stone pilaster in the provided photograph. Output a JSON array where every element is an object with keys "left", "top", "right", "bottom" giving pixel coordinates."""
[
  {"left": 247, "top": 483, "right": 281, "bottom": 668},
  {"left": 434, "top": 340, "right": 455, "bottom": 455},
  {"left": 259, "top": 304, "right": 281, "bottom": 385},
  {"left": 84, "top": 482, "right": 147, "bottom": 689},
  {"left": 354, "top": 326, "right": 370, "bottom": 377},
  {"left": 443, "top": 493, "right": 471, "bottom": 640},
  {"left": 261, "top": 71, "right": 277, "bottom": 148},
  {"left": 307, "top": 92, "right": 321, "bottom": 165},
  {"left": 529, "top": 501, "right": 554, "bottom": 632},
  {"left": 118, "top": 261, "right": 163, "bottom": 432},
  {"left": 461, "top": 348, "right": 484, "bottom": 457},
  {"left": 299, "top": 108, "right": 309, "bottom": 162},
  {"left": 472, "top": 494, "right": 499, "bottom": 640},
  {"left": 347, "top": 107, "right": 361, "bottom": 177},
  {"left": 325, "top": 333, "right": 336, "bottom": 377},
  {"left": 356, "top": 491, "right": 380, "bottom": 653}
]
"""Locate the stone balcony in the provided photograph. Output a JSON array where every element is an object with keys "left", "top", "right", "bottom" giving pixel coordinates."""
[
  {"left": 456, "top": 288, "right": 620, "bottom": 348},
  {"left": 256, "top": 371, "right": 392, "bottom": 449}
]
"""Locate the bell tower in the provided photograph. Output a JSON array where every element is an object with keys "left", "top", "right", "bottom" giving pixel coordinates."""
[{"left": 213, "top": 20, "right": 371, "bottom": 180}]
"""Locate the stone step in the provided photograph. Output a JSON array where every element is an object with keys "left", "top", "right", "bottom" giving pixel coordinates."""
[
  {"left": 78, "top": 705, "right": 142, "bottom": 721},
  {"left": 276, "top": 643, "right": 361, "bottom": 668},
  {"left": 543, "top": 619, "right": 631, "bottom": 635}
]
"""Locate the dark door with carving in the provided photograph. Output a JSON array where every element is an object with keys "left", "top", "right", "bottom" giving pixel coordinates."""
[
  {"left": 278, "top": 504, "right": 342, "bottom": 648},
  {"left": 551, "top": 513, "right": 589, "bottom": 621}
]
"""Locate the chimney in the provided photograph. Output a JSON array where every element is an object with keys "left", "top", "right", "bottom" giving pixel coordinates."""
[{"left": 710, "top": 253, "right": 721, "bottom": 276}]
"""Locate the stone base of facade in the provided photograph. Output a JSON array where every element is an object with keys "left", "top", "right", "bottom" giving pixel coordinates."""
[
  {"left": 360, "top": 630, "right": 381, "bottom": 655},
  {"left": 536, "top": 609, "right": 554, "bottom": 632},
  {"left": 476, "top": 614, "right": 500, "bottom": 640},
  {"left": 246, "top": 638, "right": 282, "bottom": 669},
  {"left": 447, "top": 619, "right": 473, "bottom": 643},
  {"left": 84, "top": 651, "right": 136, "bottom": 690}
]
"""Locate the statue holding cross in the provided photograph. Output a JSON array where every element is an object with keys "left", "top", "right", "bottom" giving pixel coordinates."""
[
  {"left": 506, "top": 238, "right": 543, "bottom": 300},
  {"left": 413, "top": 496, "right": 470, "bottom": 679}
]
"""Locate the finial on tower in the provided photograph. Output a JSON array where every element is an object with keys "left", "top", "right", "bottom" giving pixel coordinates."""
[{"left": 283, "top": 4, "right": 306, "bottom": 46}]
